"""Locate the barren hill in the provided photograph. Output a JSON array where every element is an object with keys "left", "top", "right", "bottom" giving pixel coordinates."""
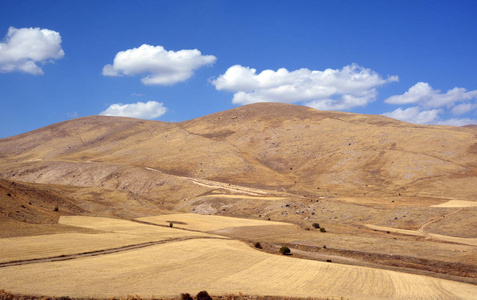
[{"left": 1, "top": 103, "right": 476, "bottom": 202}]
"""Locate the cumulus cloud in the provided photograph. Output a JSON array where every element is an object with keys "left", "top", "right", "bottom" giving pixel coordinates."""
[
  {"left": 100, "top": 101, "right": 167, "bottom": 119},
  {"left": 384, "top": 82, "right": 477, "bottom": 108},
  {"left": 211, "top": 63, "right": 398, "bottom": 110},
  {"left": 382, "top": 107, "right": 442, "bottom": 125},
  {"left": 451, "top": 102, "right": 477, "bottom": 115},
  {"left": 384, "top": 82, "right": 477, "bottom": 126},
  {"left": 102, "top": 44, "right": 216, "bottom": 85},
  {"left": 0, "top": 27, "right": 64, "bottom": 75}
]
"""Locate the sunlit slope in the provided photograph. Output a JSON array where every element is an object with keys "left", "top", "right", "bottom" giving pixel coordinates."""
[
  {"left": 1, "top": 103, "right": 477, "bottom": 201},
  {"left": 1, "top": 238, "right": 476, "bottom": 299}
]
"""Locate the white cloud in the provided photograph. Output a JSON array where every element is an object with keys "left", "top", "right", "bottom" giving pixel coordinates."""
[
  {"left": 437, "top": 118, "right": 477, "bottom": 126},
  {"left": 100, "top": 101, "right": 167, "bottom": 119},
  {"left": 211, "top": 64, "right": 398, "bottom": 110},
  {"left": 451, "top": 102, "right": 477, "bottom": 115},
  {"left": 102, "top": 44, "right": 216, "bottom": 85},
  {"left": 0, "top": 27, "right": 64, "bottom": 75},
  {"left": 382, "top": 107, "right": 442, "bottom": 124},
  {"left": 385, "top": 82, "right": 477, "bottom": 108}
]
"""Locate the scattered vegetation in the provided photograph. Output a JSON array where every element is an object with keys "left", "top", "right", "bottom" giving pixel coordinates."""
[
  {"left": 279, "top": 246, "right": 291, "bottom": 255},
  {"left": 196, "top": 291, "right": 212, "bottom": 300},
  {"left": 0, "top": 289, "right": 344, "bottom": 300}
]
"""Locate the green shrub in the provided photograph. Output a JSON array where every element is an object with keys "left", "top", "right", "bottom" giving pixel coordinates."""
[
  {"left": 169, "top": 222, "right": 173, "bottom": 228},
  {"left": 320, "top": 227, "right": 326, "bottom": 232},
  {"left": 254, "top": 242, "right": 262, "bottom": 249},
  {"left": 312, "top": 223, "right": 320, "bottom": 228},
  {"left": 279, "top": 246, "right": 291, "bottom": 255}
]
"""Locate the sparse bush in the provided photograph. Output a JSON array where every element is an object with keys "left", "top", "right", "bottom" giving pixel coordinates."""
[
  {"left": 196, "top": 290, "right": 212, "bottom": 300},
  {"left": 181, "top": 293, "right": 193, "bottom": 300},
  {"left": 54, "top": 205, "right": 59, "bottom": 212},
  {"left": 169, "top": 222, "right": 173, "bottom": 228},
  {"left": 279, "top": 246, "right": 291, "bottom": 255},
  {"left": 312, "top": 223, "right": 320, "bottom": 229},
  {"left": 320, "top": 227, "right": 326, "bottom": 232},
  {"left": 323, "top": 245, "right": 327, "bottom": 249},
  {"left": 254, "top": 242, "right": 262, "bottom": 249}
]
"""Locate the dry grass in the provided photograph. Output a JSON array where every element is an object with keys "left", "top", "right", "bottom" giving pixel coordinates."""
[
  {"left": 1, "top": 238, "right": 476, "bottom": 299},
  {"left": 364, "top": 224, "right": 477, "bottom": 246},
  {"left": 200, "top": 194, "right": 285, "bottom": 201}
]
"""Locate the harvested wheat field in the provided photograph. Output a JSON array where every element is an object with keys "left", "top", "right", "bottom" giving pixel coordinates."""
[
  {"left": 0, "top": 216, "right": 216, "bottom": 263},
  {"left": 431, "top": 200, "right": 477, "bottom": 208},
  {"left": 1, "top": 238, "right": 476, "bottom": 300},
  {"left": 138, "top": 213, "right": 295, "bottom": 232}
]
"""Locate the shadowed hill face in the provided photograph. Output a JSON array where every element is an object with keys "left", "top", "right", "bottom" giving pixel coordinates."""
[{"left": 1, "top": 103, "right": 477, "bottom": 203}]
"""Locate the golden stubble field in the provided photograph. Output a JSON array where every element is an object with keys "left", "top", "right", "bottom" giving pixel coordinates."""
[{"left": 1, "top": 215, "right": 477, "bottom": 300}]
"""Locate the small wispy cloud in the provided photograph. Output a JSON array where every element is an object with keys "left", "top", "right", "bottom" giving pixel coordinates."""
[
  {"left": 131, "top": 93, "right": 146, "bottom": 97},
  {"left": 100, "top": 101, "right": 167, "bottom": 119},
  {"left": 0, "top": 27, "right": 64, "bottom": 75},
  {"left": 67, "top": 112, "right": 78, "bottom": 118},
  {"left": 102, "top": 44, "right": 216, "bottom": 85}
]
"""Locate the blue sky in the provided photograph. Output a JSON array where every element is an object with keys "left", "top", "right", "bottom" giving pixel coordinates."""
[{"left": 1, "top": 0, "right": 476, "bottom": 138}]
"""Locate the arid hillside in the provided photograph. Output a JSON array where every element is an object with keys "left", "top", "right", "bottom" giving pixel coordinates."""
[
  {"left": 1, "top": 103, "right": 477, "bottom": 297},
  {"left": 1, "top": 102, "right": 476, "bottom": 202}
]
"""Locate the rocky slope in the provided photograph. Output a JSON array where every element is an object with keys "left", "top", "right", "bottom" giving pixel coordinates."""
[{"left": 1, "top": 103, "right": 476, "bottom": 203}]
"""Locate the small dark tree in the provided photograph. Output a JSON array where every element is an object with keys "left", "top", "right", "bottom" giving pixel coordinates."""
[
  {"left": 254, "top": 242, "right": 262, "bottom": 249},
  {"left": 320, "top": 227, "right": 326, "bottom": 232},
  {"left": 196, "top": 290, "right": 212, "bottom": 300},
  {"left": 181, "top": 293, "right": 193, "bottom": 300},
  {"left": 279, "top": 246, "right": 291, "bottom": 255},
  {"left": 312, "top": 223, "right": 320, "bottom": 229},
  {"left": 169, "top": 222, "right": 173, "bottom": 228}
]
